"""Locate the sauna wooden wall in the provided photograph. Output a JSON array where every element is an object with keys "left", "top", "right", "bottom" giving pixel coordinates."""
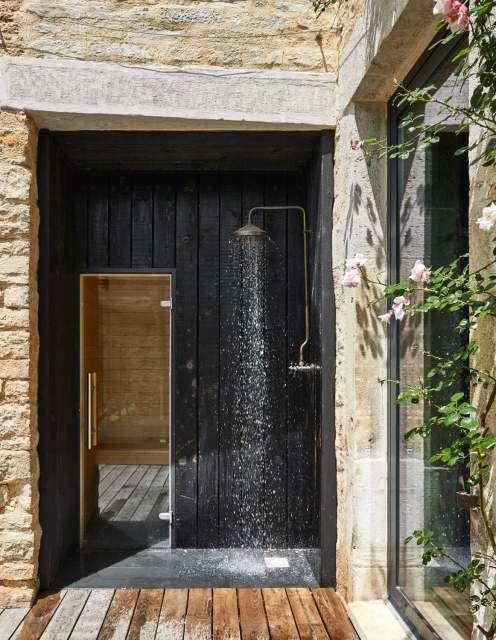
[{"left": 90, "top": 276, "right": 171, "bottom": 448}]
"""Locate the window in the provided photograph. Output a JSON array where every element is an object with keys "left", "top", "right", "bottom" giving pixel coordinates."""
[{"left": 388, "top": 37, "right": 471, "bottom": 640}]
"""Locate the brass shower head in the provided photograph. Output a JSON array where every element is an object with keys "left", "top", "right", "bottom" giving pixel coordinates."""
[{"left": 231, "top": 223, "right": 269, "bottom": 241}]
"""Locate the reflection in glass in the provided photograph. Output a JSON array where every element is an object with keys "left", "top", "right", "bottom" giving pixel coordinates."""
[{"left": 394, "top": 58, "right": 471, "bottom": 639}]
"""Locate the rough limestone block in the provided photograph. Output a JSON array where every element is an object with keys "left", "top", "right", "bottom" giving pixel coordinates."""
[
  {"left": 0, "top": 332, "right": 30, "bottom": 359},
  {"left": 0, "top": 451, "right": 31, "bottom": 483},
  {"left": 0, "top": 360, "right": 29, "bottom": 379},
  {"left": 0, "top": 310, "right": 29, "bottom": 331},
  {"left": 0, "top": 531, "right": 36, "bottom": 561},
  {"left": 0, "top": 256, "right": 29, "bottom": 285},
  {"left": 0, "top": 204, "right": 30, "bottom": 238},
  {"left": 0, "top": 165, "right": 32, "bottom": 203},
  {"left": 4, "top": 287, "right": 29, "bottom": 309},
  {"left": 6, "top": 0, "right": 366, "bottom": 73},
  {"left": 0, "top": 585, "right": 37, "bottom": 608},
  {"left": 4, "top": 380, "right": 30, "bottom": 402},
  {"left": 0, "top": 561, "right": 37, "bottom": 581},
  {"left": 0, "top": 404, "right": 31, "bottom": 436},
  {"left": 0, "top": 511, "right": 33, "bottom": 530}
]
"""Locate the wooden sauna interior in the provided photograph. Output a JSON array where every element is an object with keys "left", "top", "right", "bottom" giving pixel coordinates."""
[{"left": 81, "top": 274, "right": 171, "bottom": 465}]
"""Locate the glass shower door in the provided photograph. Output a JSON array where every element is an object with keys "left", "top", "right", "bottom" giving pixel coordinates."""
[{"left": 80, "top": 274, "right": 172, "bottom": 549}]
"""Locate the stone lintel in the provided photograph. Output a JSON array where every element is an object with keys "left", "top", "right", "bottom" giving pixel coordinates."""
[
  {"left": 0, "top": 57, "right": 336, "bottom": 130},
  {"left": 338, "top": 0, "right": 437, "bottom": 111}
]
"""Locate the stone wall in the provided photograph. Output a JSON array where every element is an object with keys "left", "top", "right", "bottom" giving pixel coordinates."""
[
  {"left": 332, "top": 0, "right": 439, "bottom": 602},
  {"left": 469, "top": 125, "right": 496, "bottom": 639},
  {"left": 0, "top": 0, "right": 365, "bottom": 73},
  {"left": 333, "top": 102, "right": 388, "bottom": 600},
  {"left": 0, "top": 111, "right": 40, "bottom": 607}
]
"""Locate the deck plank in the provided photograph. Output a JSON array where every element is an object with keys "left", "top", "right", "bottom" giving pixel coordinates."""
[
  {"left": 311, "top": 589, "right": 357, "bottom": 640},
  {"left": 20, "top": 585, "right": 356, "bottom": 640},
  {"left": 69, "top": 589, "right": 114, "bottom": 639},
  {"left": 99, "top": 466, "right": 127, "bottom": 495},
  {"left": 99, "top": 465, "right": 116, "bottom": 482},
  {"left": 184, "top": 589, "right": 212, "bottom": 640},
  {"left": 131, "top": 467, "right": 169, "bottom": 522},
  {"left": 97, "top": 589, "right": 139, "bottom": 640},
  {"left": 100, "top": 466, "right": 148, "bottom": 518},
  {"left": 99, "top": 465, "right": 139, "bottom": 512},
  {"left": 13, "top": 591, "right": 66, "bottom": 640},
  {"left": 237, "top": 589, "right": 269, "bottom": 640},
  {"left": 262, "top": 588, "right": 299, "bottom": 640},
  {"left": 146, "top": 487, "right": 169, "bottom": 523},
  {"left": 40, "top": 589, "right": 91, "bottom": 640},
  {"left": 115, "top": 467, "right": 161, "bottom": 520},
  {"left": 286, "top": 589, "right": 329, "bottom": 640},
  {"left": 213, "top": 589, "right": 240, "bottom": 640},
  {"left": 0, "top": 607, "right": 29, "bottom": 638},
  {"left": 156, "top": 588, "right": 188, "bottom": 640},
  {"left": 127, "top": 589, "right": 163, "bottom": 640}
]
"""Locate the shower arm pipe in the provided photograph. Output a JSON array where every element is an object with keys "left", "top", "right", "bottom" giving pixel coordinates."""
[{"left": 247, "top": 206, "right": 310, "bottom": 367}]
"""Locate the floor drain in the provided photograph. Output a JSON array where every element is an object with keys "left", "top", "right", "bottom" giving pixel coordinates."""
[{"left": 264, "top": 557, "right": 289, "bottom": 568}]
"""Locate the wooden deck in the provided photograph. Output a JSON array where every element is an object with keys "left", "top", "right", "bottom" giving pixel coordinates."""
[
  {"left": 98, "top": 464, "right": 169, "bottom": 522},
  {"left": 0, "top": 588, "right": 357, "bottom": 639}
]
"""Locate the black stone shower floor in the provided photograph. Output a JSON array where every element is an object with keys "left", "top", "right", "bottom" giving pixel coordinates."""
[{"left": 51, "top": 548, "right": 320, "bottom": 589}]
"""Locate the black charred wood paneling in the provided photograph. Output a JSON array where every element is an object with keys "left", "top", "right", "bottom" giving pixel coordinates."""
[
  {"left": 40, "top": 135, "right": 328, "bottom": 553},
  {"left": 315, "top": 133, "right": 336, "bottom": 585},
  {"left": 218, "top": 172, "right": 243, "bottom": 548},
  {"left": 38, "top": 135, "right": 80, "bottom": 588},
  {"left": 75, "top": 168, "right": 321, "bottom": 548},
  {"left": 197, "top": 172, "right": 220, "bottom": 547},
  {"left": 174, "top": 173, "right": 200, "bottom": 547}
]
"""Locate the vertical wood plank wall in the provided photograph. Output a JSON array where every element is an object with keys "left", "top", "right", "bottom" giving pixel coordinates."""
[
  {"left": 46, "top": 164, "right": 321, "bottom": 551},
  {"left": 38, "top": 135, "right": 81, "bottom": 588}
]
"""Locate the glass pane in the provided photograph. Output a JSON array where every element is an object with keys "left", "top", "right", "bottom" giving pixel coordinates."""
[
  {"left": 395, "top": 60, "right": 471, "bottom": 638},
  {"left": 81, "top": 274, "right": 171, "bottom": 549},
  {"left": 91, "top": 275, "right": 171, "bottom": 450}
]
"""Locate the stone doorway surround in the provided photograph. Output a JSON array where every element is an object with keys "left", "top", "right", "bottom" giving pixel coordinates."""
[
  {"left": 0, "top": 56, "right": 336, "bottom": 607},
  {"left": 0, "top": 56, "right": 336, "bottom": 131}
]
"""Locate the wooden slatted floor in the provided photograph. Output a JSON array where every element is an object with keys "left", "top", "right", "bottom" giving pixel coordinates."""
[
  {"left": 0, "top": 587, "right": 358, "bottom": 639},
  {"left": 83, "top": 464, "right": 170, "bottom": 550},
  {"left": 98, "top": 464, "right": 169, "bottom": 522}
]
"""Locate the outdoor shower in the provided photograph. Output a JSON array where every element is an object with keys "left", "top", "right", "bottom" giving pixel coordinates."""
[{"left": 232, "top": 206, "right": 321, "bottom": 375}]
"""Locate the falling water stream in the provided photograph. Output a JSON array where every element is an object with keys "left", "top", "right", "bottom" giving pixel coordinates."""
[{"left": 227, "top": 235, "right": 270, "bottom": 548}]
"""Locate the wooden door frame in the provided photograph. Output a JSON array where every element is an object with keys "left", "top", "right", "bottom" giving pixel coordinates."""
[
  {"left": 78, "top": 268, "right": 177, "bottom": 547},
  {"left": 315, "top": 132, "right": 336, "bottom": 586}
]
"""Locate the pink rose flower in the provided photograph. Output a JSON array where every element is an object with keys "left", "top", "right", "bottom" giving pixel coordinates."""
[
  {"left": 477, "top": 202, "right": 496, "bottom": 231},
  {"left": 392, "top": 295, "right": 410, "bottom": 321},
  {"left": 342, "top": 267, "right": 361, "bottom": 288},
  {"left": 433, "top": 0, "right": 469, "bottom": 32},
  {"left": 409, "top": 260, "right": 432, "bottom": 284},
  {"left": 455, "top": 3, "right": 469, "bottom": 30}
]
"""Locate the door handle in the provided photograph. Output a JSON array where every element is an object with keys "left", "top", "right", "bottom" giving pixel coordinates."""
[{"left": 87, "top": 372, "right": 97, "bottom": 450}]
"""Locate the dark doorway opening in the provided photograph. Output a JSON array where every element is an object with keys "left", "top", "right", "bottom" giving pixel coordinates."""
[{"left": 37, "top": 131, "right": 336, "bottom": 589}]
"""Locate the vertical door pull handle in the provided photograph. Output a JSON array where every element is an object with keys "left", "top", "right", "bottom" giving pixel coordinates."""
[{"left": 87, "top": 372, "right": 97, "bottom": 450}]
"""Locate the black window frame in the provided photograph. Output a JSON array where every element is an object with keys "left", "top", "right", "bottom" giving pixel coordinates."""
[{"left": 387, "top": 33, "right": 468, "bottom": 640}]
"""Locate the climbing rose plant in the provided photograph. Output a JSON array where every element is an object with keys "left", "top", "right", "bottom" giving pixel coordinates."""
[{"left": 313, "top": 0, "right": 496, "bottom": 636}]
